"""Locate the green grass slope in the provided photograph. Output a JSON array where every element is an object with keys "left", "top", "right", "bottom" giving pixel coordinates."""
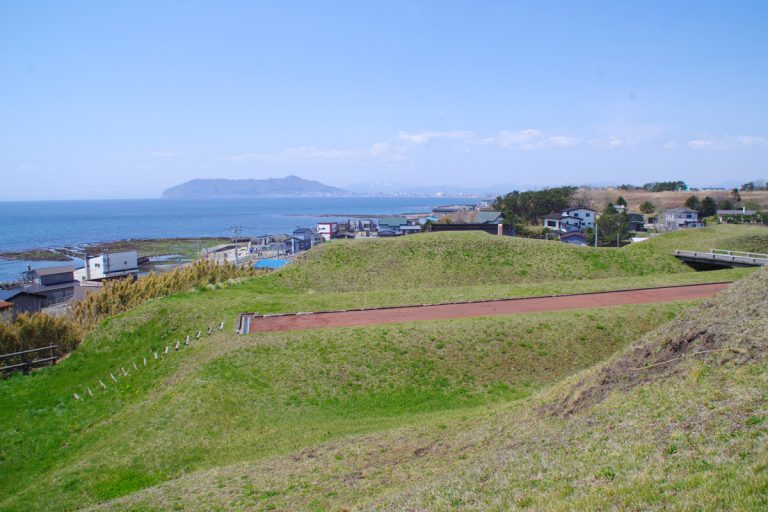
[
  {"left": 277, "top": 226, "right": 767, "bottom": 293},
  {"left": 624, "top": 224, "right": 768, "bottom": 260},
  {"left": 98, "top": 268, "right": 768, "bottom": 511},
  {"left": 277, "top": 231, "right": 685, "bottom": 292},
  {"left": 0, "top": 287, "right": 689, "bottom": 511},
  {"left": 2, "top": 225, "right": 766, "bottom": 511}
]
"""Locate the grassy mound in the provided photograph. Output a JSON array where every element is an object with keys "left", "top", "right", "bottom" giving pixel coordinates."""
[
  {"left": 0, "top": 289, "right": 686, "bottom": 510},
  {"left": 276, "top": 226, "right": 767, "bottom": 293},
  {"left": 94, "top": 270, "right": 768, "bottom": 511},
  {"left": 623, "top": 224, "right": 768, "bottom": 259},
  {"left": 276, "top": 231, "right": 686, "bottom": 292}
]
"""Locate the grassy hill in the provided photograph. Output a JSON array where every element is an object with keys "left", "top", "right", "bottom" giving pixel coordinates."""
[
  {"left": 97, "top": 267, "right": 768, "bottom": 511},
  {"left": 277, "top": 226, "right": 767, "bottom": 293},
  {"left": 0, "top": 294, "right": 688, "bottom": 511},
  {"left": 1, "top": 225, "right": 766, "bottom": 510},
  {"left": 276, "top": 231, "right": 680, "bottom": 292}
]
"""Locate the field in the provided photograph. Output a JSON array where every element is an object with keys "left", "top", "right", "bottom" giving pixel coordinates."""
[
  {"left": 1, "top": 225, "right": 767, "bottom": 510},
  {"left": 574, "top": 186, "right": 768, "bottom": 212}
]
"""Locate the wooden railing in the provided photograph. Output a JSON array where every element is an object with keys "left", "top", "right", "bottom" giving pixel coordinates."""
[{"left": 0, "top": 345, "right": 58, "bottom": 374}]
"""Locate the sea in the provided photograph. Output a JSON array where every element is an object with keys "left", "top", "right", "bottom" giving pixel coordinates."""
[{"left": 0, "top": 196, "right": 480, "bottom": 283}]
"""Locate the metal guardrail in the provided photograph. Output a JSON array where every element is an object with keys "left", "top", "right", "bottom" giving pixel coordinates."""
[
  {"left": 674, "top": 249, "right": 768, "bottom": 266},
  {"left": 0, "top": 345, "right": 58, "bottom": 374},
  {"left": 710, "top": 249, "right": 768, "bottom": 259}
]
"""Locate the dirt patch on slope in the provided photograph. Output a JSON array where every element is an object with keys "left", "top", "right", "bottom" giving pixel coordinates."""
[{"left": 548, "top": 268, "right": 768, "bottom": 417}]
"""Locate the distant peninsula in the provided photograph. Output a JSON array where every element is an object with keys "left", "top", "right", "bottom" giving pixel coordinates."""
[{"left": 161, "top": 175, "right": 349, "bottom": 198}]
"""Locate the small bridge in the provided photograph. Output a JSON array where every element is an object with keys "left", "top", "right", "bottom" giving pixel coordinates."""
[{"left": 674, "top": 249, "right": 768, "bottom": 270}]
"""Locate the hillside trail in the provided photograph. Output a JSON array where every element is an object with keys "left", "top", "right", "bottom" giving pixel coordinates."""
[{"left": 245, "top": 282, "right": 731, "bottom": 333}]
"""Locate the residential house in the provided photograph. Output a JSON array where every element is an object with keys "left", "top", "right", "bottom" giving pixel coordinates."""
[
  {"left": 291, "top": 228, "right": 316, "bottom": 251},
  {"left": 664, "top": 208, "right": 704, "bottom": 231},
  {"left": 316, "top": 222, "right": 339, "bottom": 241},
  {"left": 543, "top": 208, "right": 595, "bottom": 232},
  {"left": 626, "top": 213, "right": 646, "bottom": 232},
  {"left": 561, "top": 208, "right": 595, "bottom": 228},
  {"left": 0, "top": 300, "right": 13, "bottom": 323},
  {"left": 75, "top": 251, "right": 139, "bottom": 282},
  {"left": 399, "top": 225, "right": 422, "bottom": 235},
  {"left": 717, "top": 209, "right": 758, "bottom": 223},
  {"left": 472, "top": 211, "right": 505, "bottom": 224},
  {"left": 543, "top": 213, "right": 581, "bottom": 232},
  {"left": 377, "top": 217, "right": 409, "bottom": 233},
  {"left": 0, "top": 289, "right": 46, "bottom": 317},
  {"left": 417, "top": 215, "right": 438, "bottom": 225},
  {"left": 559, "top": 232, "right": 589, "bottom": 246},
  {"left": 24, "top": 265, "right": 79, "bottom": 304}
]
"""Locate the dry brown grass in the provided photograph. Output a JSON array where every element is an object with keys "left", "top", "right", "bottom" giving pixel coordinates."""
[{"left": 574, "top": 187, "right": 768, "bottom": 212}]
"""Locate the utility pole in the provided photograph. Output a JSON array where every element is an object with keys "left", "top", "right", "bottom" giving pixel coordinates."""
[
  {"left": 594, "top": 222, "right": 598, "bottom": 247},
  {"left": 229, "top": 225, "right": 242, "bottom": 266}
]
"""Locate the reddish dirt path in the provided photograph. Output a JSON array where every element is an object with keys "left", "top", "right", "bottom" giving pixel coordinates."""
[{"left": 245, "top": 282, "right": 731, "bottom": 333}]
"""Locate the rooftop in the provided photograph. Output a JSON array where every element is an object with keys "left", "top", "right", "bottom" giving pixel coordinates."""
[
  {"left": 0, "top": 289, "right": 45, "bottom": 301},
  {"left": 665, "top": 207, "right": 699, "bottom": 214},
  {"left": 717, "top": 209, "right": 758, "bottom": 215},
  {"left": 32, "top": 265, "right": 75, "bottom": 276}
]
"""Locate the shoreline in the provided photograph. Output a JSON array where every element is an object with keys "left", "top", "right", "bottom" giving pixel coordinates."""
[
  {"left": 286, "top": 212, "right": 431, "bottom": 218},
  {"left": 0, "top": 237, "right": 230, "bottom": 262}
]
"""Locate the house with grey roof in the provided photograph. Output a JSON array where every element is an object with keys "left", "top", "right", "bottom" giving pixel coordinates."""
[
  {"left": 664, "top": 208, "right": 704, "bottom": 231},
  {"left": 716, "top": 208, "right": 758, "bottom": 223},
  {"left": 472, "top": 211, "right": 505, "bottom": 224},
  {"left": 0, "top": 289, "right": 46, "bottom": 317}
]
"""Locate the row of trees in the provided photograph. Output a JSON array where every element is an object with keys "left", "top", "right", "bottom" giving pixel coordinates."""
[
  {"left": 619, "top": 181, "right": 688, "bottom": 192},
  {"left": 740, "top": 181, "right": 768, "bottom": 191}
]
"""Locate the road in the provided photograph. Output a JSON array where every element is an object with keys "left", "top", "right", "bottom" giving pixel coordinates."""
[{"left": 243, "top": 282, "right": 731, "bottom": 333}]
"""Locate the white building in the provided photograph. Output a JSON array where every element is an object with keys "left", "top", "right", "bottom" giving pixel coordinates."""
[
  {"left": 561, "top": 208, "right": 596, "bottom": 229},
  {"left": 543, "top": 208, "right": 596, "bottom": 232},
  {"left": 75, "top": 250, "right": 139, "bottom": 281},
  {"left": 316, "top": 222, "right": 338, "bottom": 241}
]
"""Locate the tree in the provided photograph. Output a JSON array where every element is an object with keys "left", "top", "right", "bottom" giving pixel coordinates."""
[
  {"left": 731, "top": 188, "right": 741, "bottom": 204},
  {"left": 641, "top": 181, "right": 688, "bottom": 192},
  {"left": 616, "top": 196, "right": 627, "bottom": 207},
  {"left": 603, "top": 202, "right": 618, "bottom": 215},
  {"left": 596, "top": 210, "right": 631, "bottom": 247},
  {"left": 741, "top": 181, "right": 755, "bottom": 191},
  {"left": 719, "top": 199, "right": 734, "bottom": 211},
  {"left": 700, "top": 196, "right": 717, "bottom": 217},
  {"left": 639, "top": 201, "right": 655, "bottom": 214},
  {"left": 685, "top": 195, "right": 701, "bottom": 210}
]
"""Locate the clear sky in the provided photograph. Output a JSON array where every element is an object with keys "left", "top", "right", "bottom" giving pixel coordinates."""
[{"left": 1, "top": 1, "right": 767, "bottom": 199}]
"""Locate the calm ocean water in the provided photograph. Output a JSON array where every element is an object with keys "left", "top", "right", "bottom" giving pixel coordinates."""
[{"left": 0, "top": 197, "right": 475, "bottom": 282}]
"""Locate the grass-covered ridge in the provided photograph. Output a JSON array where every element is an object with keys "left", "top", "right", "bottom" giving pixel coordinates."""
[
  {"left": 276, "top": 226, "right": 767, "bottom": 292},
  {"left": 2, "top": 225, "right": 766, "bottom": 510},
  {"left": 0, "top": 289, "right": 689, "bottom": 510},
  {"left": 99, "top": 268, "right": 768, "bottom": 511}
]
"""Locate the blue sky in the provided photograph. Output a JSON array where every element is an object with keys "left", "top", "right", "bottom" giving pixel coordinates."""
[{"left": 1, "top": 1, "right": 766, "bottom": 199}]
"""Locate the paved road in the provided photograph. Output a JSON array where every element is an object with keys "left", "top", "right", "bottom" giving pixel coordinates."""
[{"left": 244, "top": 282, "right": 731, "bottom": 333}]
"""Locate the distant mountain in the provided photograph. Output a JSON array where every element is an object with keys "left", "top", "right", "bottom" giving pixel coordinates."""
[{"left": 162, "top": 175, "right": 348, "bottom": 198}]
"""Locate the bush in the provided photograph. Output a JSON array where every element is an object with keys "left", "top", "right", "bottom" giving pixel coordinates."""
[
  {"left": 0, "top": 322, "right": 20, "bottom": 355},
  {"left": 13, "top": 313, "right": 82, "bottom": 356},
  {"left": 72, "top": 260, "right": 261, "bottom": 330}
]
